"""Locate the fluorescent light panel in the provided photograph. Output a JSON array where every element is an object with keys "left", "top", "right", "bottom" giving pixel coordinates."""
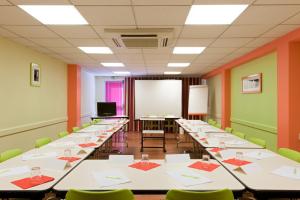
[
  {"left": 79, "top": 47, "right": 113, "bottom": 54},
  {"left": 185, "top": 5, "right": 248, "bottom": 25},
  {"left": 101, "top": 62, "right": 124, "bottom": 67},
  {"left": 18, "top": 5, "right": 88, "bottom": 25},
  {"left": 168, "top": 63, "right": 190, "bottom": 67},
  {"left": 113, "top": 71, "right": 131, "bottom": 75},
  {"left": 164, "top": 71, "right": 181, "bottom": 75},
  {"left": 173, "top": 47, "right": 205, "bottom": 54}
]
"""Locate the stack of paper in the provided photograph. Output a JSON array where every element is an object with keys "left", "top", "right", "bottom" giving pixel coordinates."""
[
  {"left": 167, "top": 169, "right": 212, "bottom": 186},
  {"left": 22, "top": 152, "right": 58, "bottom": 161},
  {"left": 0, "top": 166, "right": 30, "bottom": 178},
  {"left": 48, "top": 141, "right": 76, "bottom": 148},
  {"left": 245, "top": 151, "right": 276, "bottom": 160},
  {"left": 93, "top": 169, "right": 131, "bottom": 187},
  {"left": 272, "top": 166, "right": 300, "bottom": 180}
]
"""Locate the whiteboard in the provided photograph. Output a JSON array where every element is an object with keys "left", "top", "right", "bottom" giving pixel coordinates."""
[
  {"left": 135, "top": 80, "right": 182, "bottom": 119},
  {"left": 188, "top": 85, "right": 208, "bottom": 115}
]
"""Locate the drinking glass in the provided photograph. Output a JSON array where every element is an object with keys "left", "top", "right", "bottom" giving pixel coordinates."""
[
  {"left": 141, "top": 154, "right": 149, "bottom": 164},
  {"left": 219, "top": 141, "right": 226, "bottom": 149},
  {"left": 236, "top": 151, "right": 243, "bottom": 160},
  {"left": 202, "top": 154, "right": 210, "bottom": 162},
  {"left": 64, "top": 148, "right": 71, "bottom": 157},
  {"left": 31, "top": 167, "right": 41, "bottom": 182}
]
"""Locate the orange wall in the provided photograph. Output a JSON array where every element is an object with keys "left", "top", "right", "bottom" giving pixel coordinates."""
[
  {"left": 67, "top": 64, "right": 81, "bottom": 132},
  {"left": 203, "top": 27, "right": 300, "bottom": 151}
]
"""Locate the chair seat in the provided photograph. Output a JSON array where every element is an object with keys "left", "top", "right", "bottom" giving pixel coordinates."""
[{"left": 142, "top": 130, "right": 164, "bottom": 134}]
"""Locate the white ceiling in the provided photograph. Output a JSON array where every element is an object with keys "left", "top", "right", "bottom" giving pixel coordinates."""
[{"left": 1, "top": 0, "right": 300, "bottom": 76}]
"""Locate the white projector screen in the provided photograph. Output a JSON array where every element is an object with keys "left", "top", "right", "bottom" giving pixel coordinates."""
[
  {"left": 188, "top": 85, "right": 208, "bottom": 115},
  {"left": 135, "top": 80, "right": 182, "bottom": 119}
]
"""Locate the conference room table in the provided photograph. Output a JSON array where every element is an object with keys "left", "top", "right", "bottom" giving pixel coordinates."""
[
  {"left": 53, "top": 159, "right": 245, "bottom": 197},
  {"left": 176, "top": 119, "right": 263, "bottom": 149},
  {"left": 0, "top": 119, "right": 129, "bottom": 199},
  {"left": 207, "top": 148, "right": 300, "bottom": 198}
]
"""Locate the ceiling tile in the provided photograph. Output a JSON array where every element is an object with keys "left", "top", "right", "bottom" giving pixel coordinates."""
[
  {"left": 144, "top": 53, "right": 170, "bottom": 61},
  {"left": 193, "top": 54, "right": 226, "bottom": 63},
  {"left": 118, "top": 53, "right": 144, "bottom": 62},
  {"left": 134, "top": 6, "right": 190, "bottom": 25},
  {"left": 70, "top": 0, "right": 131, "bottom": 5},
  {"left": 254, "top": 0, "right": 300, "bottom": 4},
  {"left": 48, "top": 25, "right": 99, "bottom": 38},
  {"left": 9, "top": 0, "right": 70, "bottom": 4},
  {"left": 169, "top": 54, "right": 198, "bottom": 61},
  {"left": 0, "top": 0, "right": 11, "bottom": 5},
  {"left": 181, "top": 25, "right": 228, "bottom": 38},
  {"left": 203, "top": 47, "right": 237, "bottom": 54},
  {"left": 77, "top": 6, "right": 136, "bottom": 25},
  {"left": 4, "top": 25, "right": 59, "bottom": 38},
  {"left": 283, "top": 13, "right": 300, "bottom": 24},
  {"left": 0, "top": 27, "right": 19, "bottom": 37},
  {"left": 221, "top": 25, "right": 274, "bottom": 38},
  {"left": 234, "top": 5, "right": 300, "bottom": 24},
  {"left": 47, "top": 47, "right": 82, "bottom": 54},
  {"left": 132, "top": 0, "right": 193, "bottom": 5},
  {"left": 88, "top": 54, "right": 118, "bottom": 61},
  {"left": 30, "top": 46, "right": 54, "bottom": 54},
  {"left": 66, "top": 38, "right": 106, "bottom": 46},
  {"left": 231, "top": 47, "right": 255, "bottom": 55},
  {"left": 194, "top": 0, "right": 255, "bottom": 4},
  {"left": 262, "top": 25, "right": 300, "bottom": 37},
  {"left": 211, "top": 38, "right": 253, "bottom": 47},
  {"left": 0, "top": 6, "right": 41, "bottom": 25},
  {"left": 175, "top": 38, "right": 214, "bottom": 46},
  {"left": 113, "top": 48, "right": 142, "bottom": 54},
  {"left": 10, "top": 37, "right": 38, "bottom": 46},
  {"left": 244, "top": 37, "right": 275, "bottom": 48},
  {"left": 142, "top": 48, "right": 172, "bottom": 54},
  {"left": 30, "top": 38, "right": 72, "bottom": 47}
]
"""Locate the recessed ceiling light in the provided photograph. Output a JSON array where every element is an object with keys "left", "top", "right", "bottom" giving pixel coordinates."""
[
  {"left": 164, "top": 71, "right": 182, "bottom": 75},
  {"left": 101, "top": 62, "right": 124, "bottom": 67},
  {"left": 173, "top": 47, "right": 205, "bottom": 54},
  {"left": 78, "top": 47, "right": 113, "bottom": 54},
  {"left": 113, "top": 71, "right": 131, "bottom": 75},
  {"left": 185, "top": 5, "right": 248, "bottom": 25},
  {"left": 168, "top": 63, "right": 190, "bottom": 67},
  {"left": 18, "top": 5, "right": 88, "bottom": 25}
]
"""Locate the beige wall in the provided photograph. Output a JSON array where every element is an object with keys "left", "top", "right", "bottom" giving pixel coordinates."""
[
  {"left": 0, "top": 37, "right": 67, "bottom": 152},
  {"left": 81, "top": 69, "right": 95, "bottom": 123}
]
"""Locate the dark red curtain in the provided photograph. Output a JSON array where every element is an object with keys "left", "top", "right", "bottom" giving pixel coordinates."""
[{"left": 125, "top": 76, "right": 202, "bottom": 131}]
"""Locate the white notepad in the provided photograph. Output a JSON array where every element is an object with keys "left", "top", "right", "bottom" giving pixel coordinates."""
[
  {"left": 167, "top": 169, "right": 212, "bottom": 186},
  {"left": 272, "top": 166, "right": 300, "bottom": 180},
  {"left": 165, "top": 154, "right": 190, "bottom": 163},
  {"left": 0, "top": 166, "right": 30, "bottom": 178},
  {"left": 245, "top": 151, "right": 276, "bottom": 160},
  {"left": 22, "top": 152, "right": 58, "bottom": 161},
  {"left": 93, "top": 169, "right": 131, "bottom": 187}
]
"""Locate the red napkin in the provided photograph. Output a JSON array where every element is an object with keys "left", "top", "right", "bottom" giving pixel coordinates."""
[
  {"left": 129, "top": 162, "right": 160, "bottom": 171},
  {"left": 223, "top": 158, "right": 252, "bottom": 166},
  {"left": 78, "top": 143, "right": 97, "bottom": 148},
  {"left": 188, "top": 161, "right": 220, "bottom": 172},
  {"left": 58, "top": 157, "right": 80, "bottom": 162},
  {"left": 209, "top": 147, "right": 222, "bottom": 153},
  {"left": 11, "top": 176, "right": 54, "bottom": 189}
]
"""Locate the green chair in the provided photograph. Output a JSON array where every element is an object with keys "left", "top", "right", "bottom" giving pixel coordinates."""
[
  {"left": 225, "top": 127, "right": 233, "bottom": 133},
  {"left": 0, "top": 148, "right": 23, "bottom": 162},
  {"left": 82, "top": 123, "right": 91, "bottom": 128},
  {"left": 233, "top": 131, "right": 246, "bottom": 139},
  {"left": 208, "top": 118, "right": 217, "bottom": 126},
  {"left": 35, "top": 137, "right": 52, "bottom": 148},
  {"left": 214, "top": 123, "right": 222, "bottom": 129},
  {"left": 58, "top": 131, "right": 69, "bottom": 138},
  {"left": 166, "top": 189, "right": 234, "bottom": 200},
  {"left": 248, "top": 137, "right": 266, "bottom": 148},
  {"left": 278, "top": 148, "right": 300, "bottom": 163},
  {"left": 65, "top": 189, "right": 134, "bottom": 200},
  {"left": 72, "top": 126, "right": 81, "bottom": 132}
]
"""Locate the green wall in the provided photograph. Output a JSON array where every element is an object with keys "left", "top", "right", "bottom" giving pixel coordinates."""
[
  {"left": 207, "top": 74, "right": 222, "bottom": 124},
  {"left": 231, "top": 52, "right": 277, "bottom": 151}
]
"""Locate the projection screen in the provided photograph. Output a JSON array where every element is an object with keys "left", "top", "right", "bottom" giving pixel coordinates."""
[{"left": 134, "top": 80, "right": 182, "bottom": 119}]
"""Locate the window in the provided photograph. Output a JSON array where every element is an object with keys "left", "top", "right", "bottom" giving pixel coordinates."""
[{"left": 105, "top": 81, "right": 124, "bottom": 115}]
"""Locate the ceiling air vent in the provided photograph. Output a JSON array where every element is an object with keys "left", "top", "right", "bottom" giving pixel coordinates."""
[{"left": 105, "top": 28, "right": 174, "bottom": 49}]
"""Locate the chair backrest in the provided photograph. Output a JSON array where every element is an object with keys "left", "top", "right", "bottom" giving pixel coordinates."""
[
  {"left": 208, "top": 118, "right": 217, "bottom": 125},
  {"left": 72, "top": 126, "right": 81, "bottom": 132},
  {"left": 248, "top": 137, "right": 266, "bottom": 148},
  {"left": 0, "top": 148, "right": 23, "bottom": 162},
  {"left": 65, "top": 189, "right": 135, "bottom": 200},
  {"left": 225, "top": 127, "right": 233, "bottom": 133},
  {"left": 35, "top": 137, "right": 52, "bottom": 148},
  {"left": 233, "top": 131, "right": 246, "bottom": 139},
  {"left": 278, "top": 148, "right": 300, "bottom": 163},
  {"left": 166, "top": 189, "right": 234, "bottom": 200},
  {"left": 58, "top": 131, "right": 69, "bottom": 138},
  {"left": 213, "top": 123, "right": 222, "bottom": 129},
  {"left": 82, "top": 123, "right": 90, "bottom": 128}
]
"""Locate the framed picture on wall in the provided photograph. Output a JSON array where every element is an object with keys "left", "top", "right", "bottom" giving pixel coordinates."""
[
  {"left": 30, "top": 63, "right": 41, "bottom": 87},
  {"left": 241, "top": 73, "right": 262, "bottom": 94}
]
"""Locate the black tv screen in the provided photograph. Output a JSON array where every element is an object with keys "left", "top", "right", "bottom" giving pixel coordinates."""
[{"left": 97, "top": 102, "right": 117, "bottom": 116}]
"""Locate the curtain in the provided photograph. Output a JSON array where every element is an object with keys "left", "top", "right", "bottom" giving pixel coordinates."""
[
  {"left": 105, "top": 81, "right": 124, "bottom": 115},
  {"left": 125, "top": 76, "right": 202, "bottom": 131}
]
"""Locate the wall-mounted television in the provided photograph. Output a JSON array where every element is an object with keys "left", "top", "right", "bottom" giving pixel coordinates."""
[{"left": 97, "top": 102, "right": 117, "bottom": 116}]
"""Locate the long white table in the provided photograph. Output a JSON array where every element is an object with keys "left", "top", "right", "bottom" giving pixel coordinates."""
[
  {"left": 0, "top": 119, "right": 129, "bottom": 199},
  {"left": 176, "top": 120, "right": 263, "bottom": 149},
  {"left": 207, "top": 148, "right": 300, "bottom": 198},
  {"left": 53, "top": 159, "right": 244, "bottom": 195}
]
